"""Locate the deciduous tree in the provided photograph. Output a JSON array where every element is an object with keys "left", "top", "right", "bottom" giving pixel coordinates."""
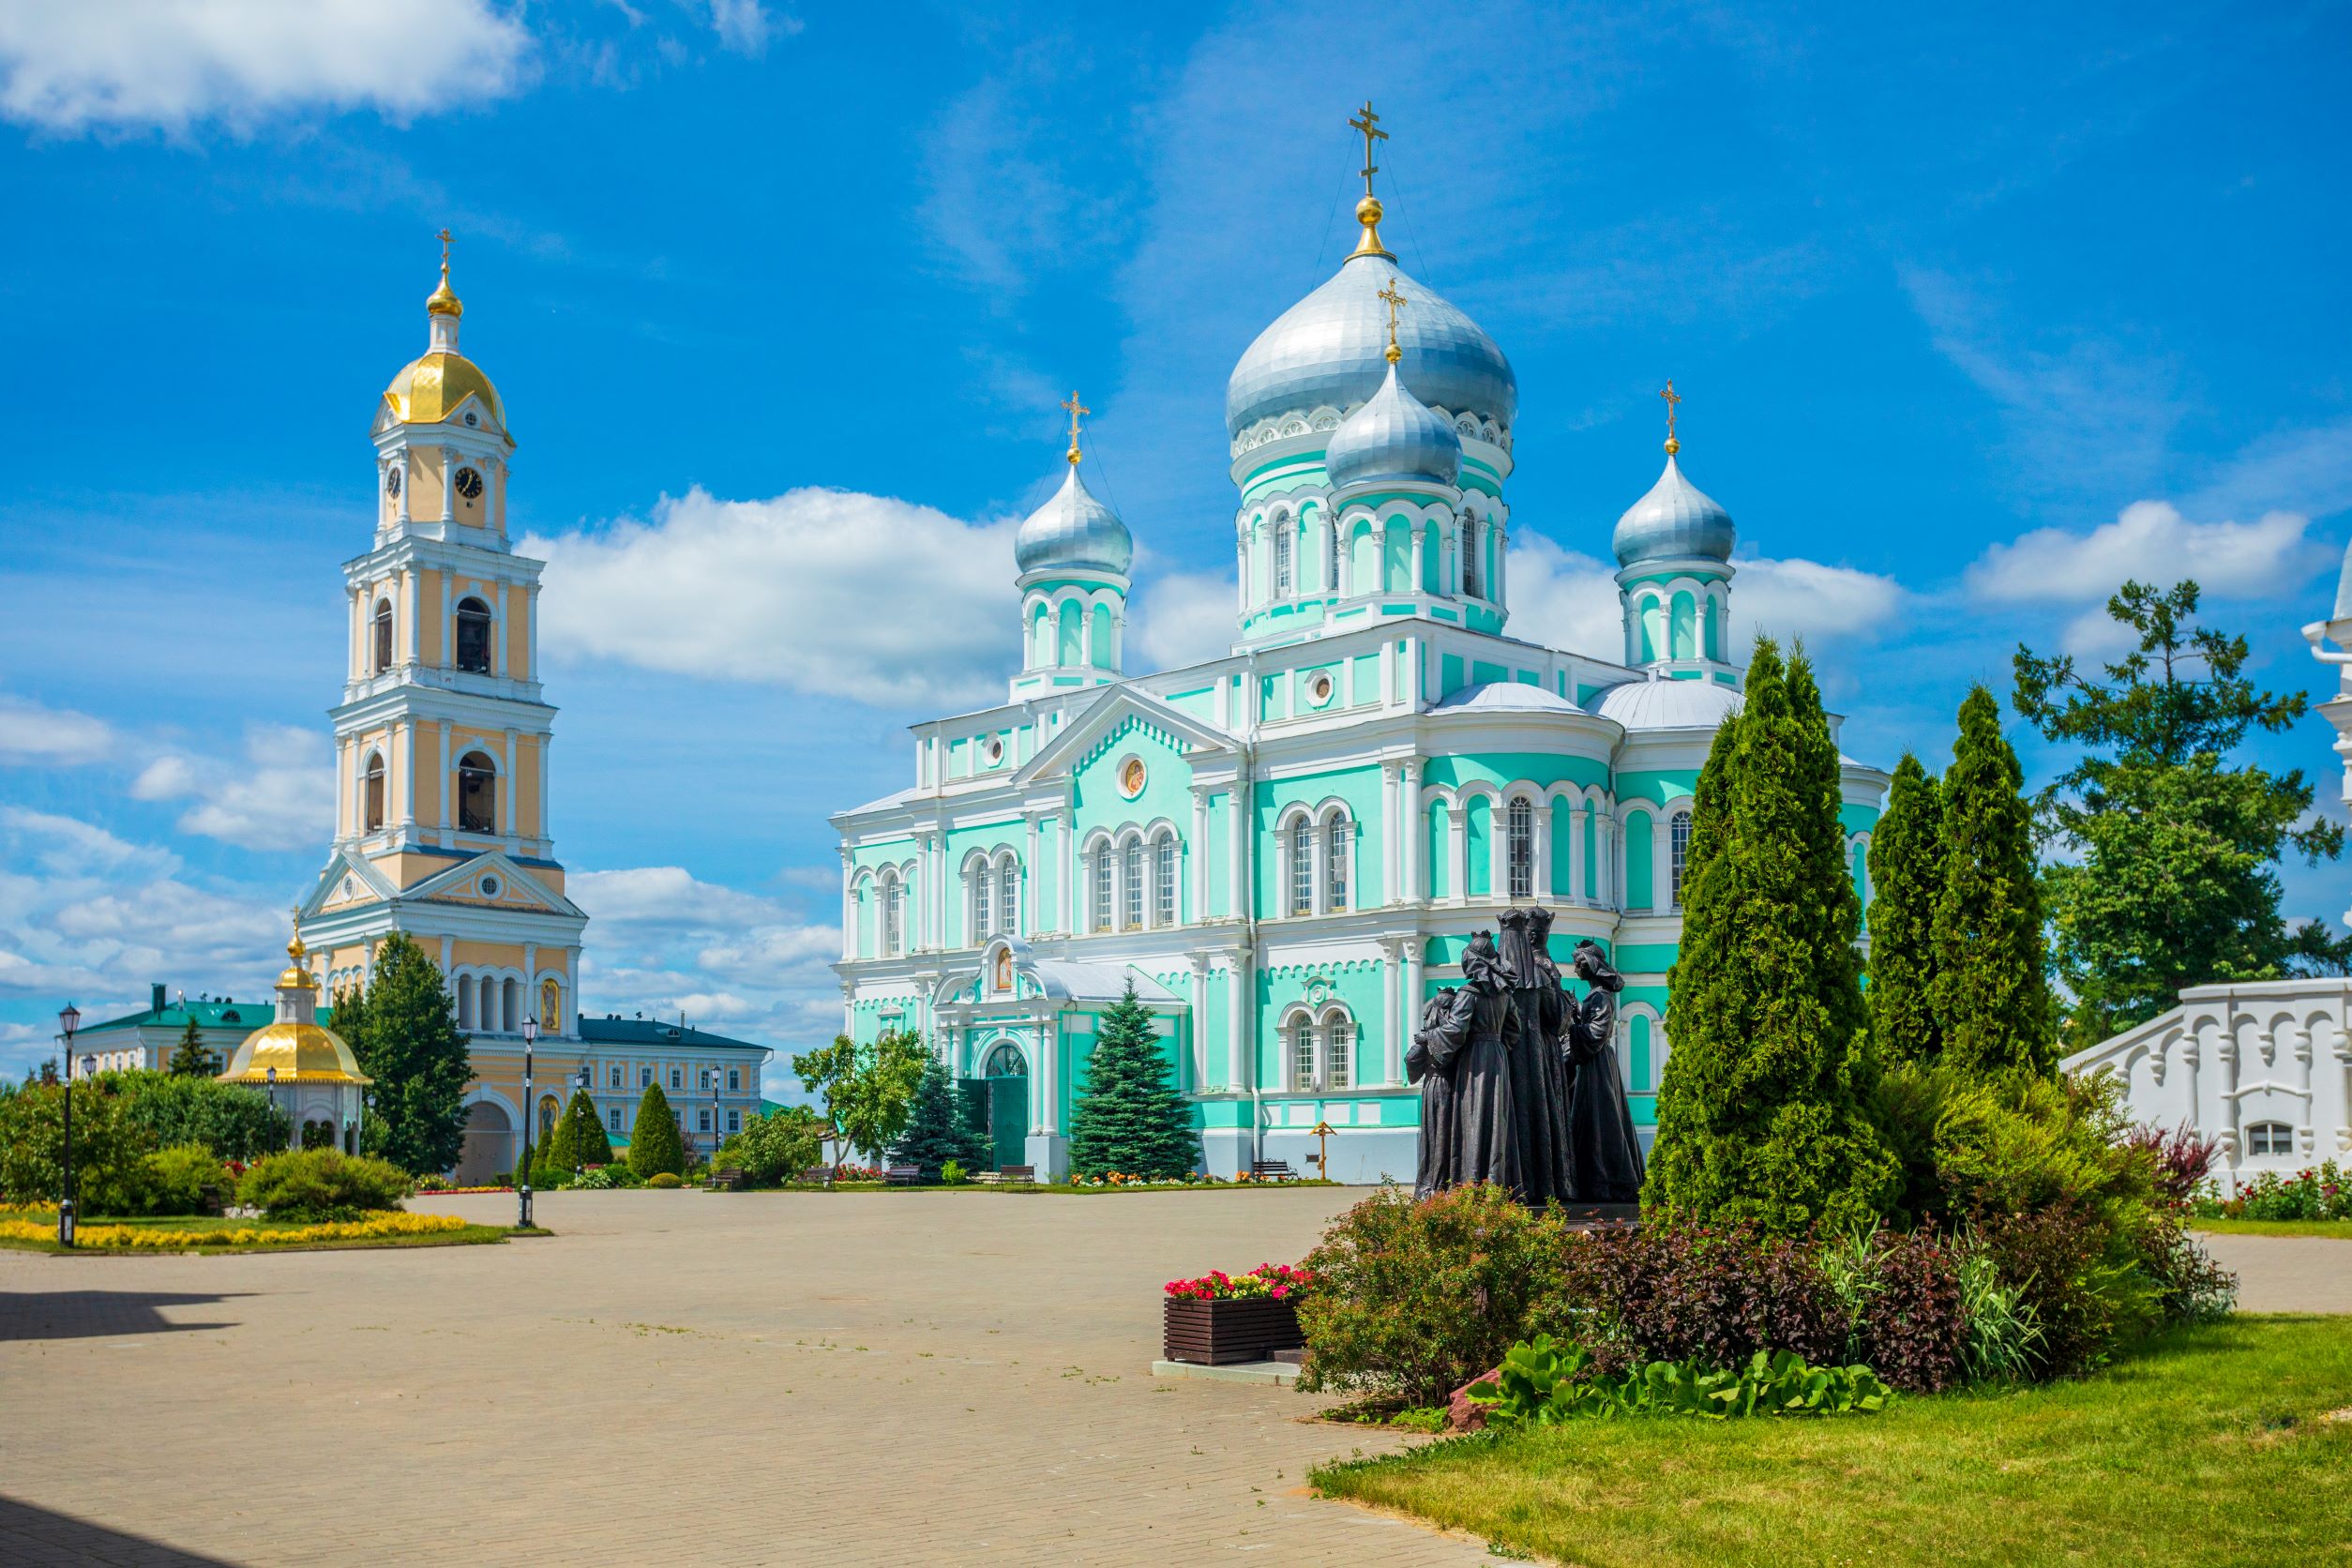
[{"left": 339, "top": 934, "right": 473, "bottom": 1174}]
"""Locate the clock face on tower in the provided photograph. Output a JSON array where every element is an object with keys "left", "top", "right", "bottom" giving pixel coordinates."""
[
  {"left": 384, "top": 467, "right": 401, "bottom": 497},
  {"left": 455, "top": 467, "right": 484, "bottom": 501}
]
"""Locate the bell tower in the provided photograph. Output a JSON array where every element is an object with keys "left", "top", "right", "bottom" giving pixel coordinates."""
[{"left": 297, "top": 234, "right": 587, "bottom": 1048}]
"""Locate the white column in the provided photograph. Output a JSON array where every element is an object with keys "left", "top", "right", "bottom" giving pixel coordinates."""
[
  {"left": 348, "top": 591, "right": 363, "bottom": 679},
  {"left": 1188, "top": 957, "right": 1211, "bottom": 1090},
  {"left": 1410, "top": 524, "right": 1427, "bottom": 596},
  {"left": 396, "top": 453, "right": 413, "bottom": 526},
  {"left": 1446, "top": 806, "right": 1468, "bottom": 902},
  {"left": 396, "top": 721, "right": 417, "bottom": 832},
  {"left": 1401, "top": 761, "right": 1422, "bottom": 902},
  {"left": 403, "top": 571, "right": 420, "bottom": 664},
  {"left": 1226, "top": 956, "right": 1253, "bottom": 1093},
  {"left": 1400, "top": 941, "right": 1423, "bottom": 1087},
  {"left": 1380, "top": 939, "right": 1401, "bottom": 1090},
  {"left": 1380, "top": 762, "right": 1400, "bottom": 909},
  {"left": 1059, "top": 808, "right": 1077, "bottom": 932},
  {"left": 1569, "top": 801, "right": 1588, "bottom": 905},
  {"left": 1189, "top": 787, "right": 1211, "bottom": 923},
  {"left": 1493, "top": 522, "right": 1509, "bottom": 610},
  {"left": 1227, "top": 778, "right": 1250, "bottom": 920},
  {"left": 493, "top": 581, "right": 510, "bottom": 678},
  {"left": 1533, "top": 799, "right": 1553, "bottom": 901},
  {"left": 521, "top": 942, "right": 537, "bottom": 1028},
  {"left": 439, "top": 448, "right": 457, "bottom": 525},
  {"left": 1023, "top": 814, "right": 1042, "bottom": 935}
]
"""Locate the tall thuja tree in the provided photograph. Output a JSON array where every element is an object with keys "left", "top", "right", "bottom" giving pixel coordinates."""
[
  {"left": 2016, "top": 579, "right": 2346, "bottom": 1048},
  {"left": 889, "top": 1053, "right": 990, "bottom": 1172},
  {"left": 1931, "top": 686, "right": 2057, "bottom": 1076},
  {"left": 1067, "top": 983, "right": 1198, "bottom": 1179},
  {"left": 1644, "top": 640, "right": 1896, "bottom": 1235},
  {"left": 1866, "top": 754, "right": 1945, "bottom": 1064},
  {"left": 627, "top": 1082, "right": 686, "bottom": 1177},
  {"left": 343, "top": 933, "right": 473, "bottom": 1174},
  {"left": 537, "top": 1088, "right": 611, "bottom": 1181}
]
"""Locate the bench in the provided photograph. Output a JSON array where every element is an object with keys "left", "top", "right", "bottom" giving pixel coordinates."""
[
  {"left": 997, "top": 1165, "right": 1035, "bottom": 1184},
  {"left": 1252, "top": 1159, "right": 1298, "bottom": 1182},
  {"left": 703, "top": 1166, "right": 746, "bottom": 1191},
  {"left": 884, "top": 1164, "right": 928, "bottom": 1186},
  {"left": 799, "top": 1166, "right": 836, "bottom": 1186}
]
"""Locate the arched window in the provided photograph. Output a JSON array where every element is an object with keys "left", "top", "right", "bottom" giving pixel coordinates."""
[
  {"left": 1507, "top": 797, "right": 1534, "bottom": 898},
  {"left": 1291, "top": 1017, "right": 1317, "bottom": 1090},
  {"left": 997, "top": 856, "right": 1019, "bottom": 937},
  {"left": 1324, "top": 1015, "right": 1352, "bottom": 1091},
  {"left": 372, "top": 598, "right": 394, "bottom": 673},
  {"left": 1324, "top": 516, "right": 1340, "bottom": 592},
  {"left": 969, "top": 863, "right": 992, "bottom": 942},
  {"left": 1289, "top": 819, "right": 1315, "bottom": 916},
  {"left": 1458, "top": 512, "right": 1478, "bottom": 597},
  {"left": 1122, "top": 837, "right": 1144, "bottom": 929},
  {"left": 457, "top": 976, "right": 475, "bottom": 1031},
  {"left": 455, "top": 596, "right": 492, "bottom": 673},
  {"left": 503, "top": 977, "right": 520, "bottom": 1033},
  {"left": 1669, "top": 809, "right": 1694, "bottom": 906},
  {"left": 1274, "top": 514, "right": 1293, "bottom": 595},
  {"left": 1323, "top": 812, "right": 1349, "bottom": 912},
  {"left": 881, "top": 872, "right": 903, "bottom": 956},
  {"left": 363, "top": 753, "right": 385, "bottom": 832},
  {"left": 1092, "top": 847, "right": 1112, "bottom": 933},
  {"left": 458, "top": 751, "right": 496, "bottom": 834},
  {"left": 1154, "top": 833, "right": 1176, "bottom": 926}
]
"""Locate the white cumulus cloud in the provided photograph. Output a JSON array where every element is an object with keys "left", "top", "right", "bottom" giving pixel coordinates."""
[
  {"left": 571, "top": 864, "right": 838, "bottom": 1054},
  {"left": 0, "top": 0, "right": 535, "bottom": 133},
  {"left": 1130, "top": 569, "right": 1237, "bottom": 671},
  {"left": 129, "top": 724, "right": 335, "bottom": 853},
  {"left": 0, "top": 691, "right": 113, "bottom": 765},
  {"left": 527, "top": 486, "right": 1019, "bottom": 711},
  {"left": 1966, "top": 500, "right": 2327, "bottom": 606}
]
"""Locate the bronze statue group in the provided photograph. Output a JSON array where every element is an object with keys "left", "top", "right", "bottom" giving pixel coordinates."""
[{"left": 1405, "top": 907, "right": 1647, "bottom": 1206}]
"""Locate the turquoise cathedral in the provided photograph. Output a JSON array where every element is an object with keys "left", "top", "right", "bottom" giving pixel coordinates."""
[{"left": 831, "top": 132, "right": 1888, "bottom": 1182}]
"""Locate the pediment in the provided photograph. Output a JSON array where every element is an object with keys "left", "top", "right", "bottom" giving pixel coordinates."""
[
  {"left": 304, "top": 850, "right": 399, "bottom": 917},
  {"left": 410, "top": 851, "right": 585, "bottom": 918},
  {"left": 1013, "top": 686, "right": 1232, "bottom": 788}
]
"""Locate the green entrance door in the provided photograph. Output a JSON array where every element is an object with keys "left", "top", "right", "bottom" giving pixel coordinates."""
[{"left": 981, "top": 1043, "right": 1029, "bottom": 1170}]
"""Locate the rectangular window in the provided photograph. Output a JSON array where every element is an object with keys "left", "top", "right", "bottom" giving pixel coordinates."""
[
  {"left": 728, "top": 1068, "right": 741, "bottom": 1091},
  {"left": 1327, "top": 1021, "right": 1351, "bottom": 1091},
  {"left": 1093, "top": 851, "right": 1112, "bottom": 933},
  {"left": 608, "top": 1108, "right": 622, "bottom": 1132},
  {"left": 608, "top": 1064, "right": 622, "bottom": 1089},
  {"left": 1326, "top": 820, "right": 1349, "bottom": 912},
  {"left": 1123, "top": 841, "right": 1143, "bottom": 930},
  {"left": 701, "top": 1068, "right": 713, "bottom": 1090},
  {"left": 999, "top": 865, "right": 1019, "bottom": 937},
  {"left": 1155, "top": 837, "right": 1176, "bottom": 926},
  {"left": 728, "top": 1109, "right": 742, "bottom": 1133},
  {"left": 1290, "top": 823, "right": 1315, "bottom": 916},
  {"left": 641, "top": 1065, "right": 652, "bottom": 1089},
  {"left": 670, "top": 1067, "right": 681, "bottom": 1091},
  {"left": 1292, "top": 1020, "right": 1318, "bottom": 1090},
  {"left": 1274, "top": 520, "right": 1292, "bottom": 594},
  {"left": 1507, "top": 798, "right": 1534, "bottom": 899},
  {"left": 1670, "top": 810, "right": 1694, "bottom": 906},
  {"left": 699, "top": 1108, "right": 712, "bottom": 1133}
]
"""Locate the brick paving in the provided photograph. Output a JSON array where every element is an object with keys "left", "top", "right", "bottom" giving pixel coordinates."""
[{"left": 0, "top": 1189, "right": 1490, "bottom": 1566}]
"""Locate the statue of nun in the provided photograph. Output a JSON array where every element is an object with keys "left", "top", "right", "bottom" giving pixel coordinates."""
[
  {"left": 1404, "top": 988, "right": 1458, "bottom": 1200},
  {"left": 1407, "top": 931, "right": 1520, "bottom": 1199},
  {"left": 1566, "top": 939, "right": 1646, "bottom": 1203},
  {"left": 1497, "top": 906, "right": 1575, "bottom": 1207}
]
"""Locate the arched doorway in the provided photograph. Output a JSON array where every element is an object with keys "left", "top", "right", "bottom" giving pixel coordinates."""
[
  {"left": 980, "top": 1042, "right": 1028, "bottom": 1171},
  {"left": 456, "top": 1099, "right": 513, "bottom": 1185}
]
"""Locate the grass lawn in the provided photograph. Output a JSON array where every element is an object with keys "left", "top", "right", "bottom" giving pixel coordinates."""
[
  {"left": 2193, "top": 1216, "right": 2352, "bottom": 1240},
  {"left": 1, "top": 1214, "right": 536, "bottom": 1256},
  {"left": 1312, "top": 1316, "right": 2352, "bottom": 1567}
]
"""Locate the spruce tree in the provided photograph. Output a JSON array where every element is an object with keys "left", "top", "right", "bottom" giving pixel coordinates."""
[
  {"left": 1066, "top": 983, "right": 1198, "bottom": 1179},
  {"left": 1867, "top": 754, "right": 1945, "bottom": 1064},
  {"left": 342, "top": 933, "right": 473, "bottom": 1174},
  {"left": 1643, "top": 639, "right": 1897, "bottom": 1235},
  {"left": 167, "top": 1017, "right": 216, "bottom": 1077},
  {"left": 1931, "top": 686, "right": 2057, "bottom": 1076},
  {"left": 888, "top": 1054, "right": 991, "bottom": 1173},
  {"left": 627, "top": 1083, "right": 686, "bottom": 1178}
]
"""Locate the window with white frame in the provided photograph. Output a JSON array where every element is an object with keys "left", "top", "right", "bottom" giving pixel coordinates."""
[
  {"left": 608, "top": 1064, "right": 622, "bottom": 1089},
  {"left": 881, "top": 872, "right": 904, "bottom": 956},
  {"left": 698, "top": 1108, "right": 712, "bottom": 1133},
  {"left": 2246, "top": 1121, "right": 2295, "bottom": 1157},
  {"left": 969, "top": 862, "right": 992, "bottom": 943},
  {"left": 1324, "top": 812, "right": 1349, "bottom": 912},
  {"left": 1507, "top": 797, "right": 1534, "bottom": 898},
  {"left": 1154, "top": 833, "right": 1176, "bottom": 926},
  {"left": 728, "top": 1067, "right": 741, "bottom": 1091},
  {"left": 609, "top": 1108, "right": 623, "bottom": 1132},
  {"left": 1092, "top": 846, "right": 1113, "bottom": 932},
  {"left": 1123, "top": 837, "right": 1144, "bottom": 929},
  {"left": 670, "top": 1067, "right": 682, "bottom": 1090},
  {"left": 641, "top": 1065, "right": 652, "bottom": 1088},
  {"left": 1274, "top": 513, "right": 1293, "bottom": 594},
  {"left": 997, "top": 856, "right": 1018, "bottom": 936},
  {"left": 1289, "top": 819, "right": 1315, "bottom": 915},
  {"left": 729, "top": 1109, "right": 742, "bottom": 1133},
  {"left": 1669, "top": 810, "right": 1694, "bottom": 906},
  {"left": 1459, "top": 512, "right": 1479, "bottom": 597},
  {"left": 1325, "top": 517, "right": 1340, "bottom": 591},
  {"left": 1291, "top": 1017, "right": 1317, "bottom": 1088},
  {"left": 1324, "top": 1015, "right": 1352, "bottom": 1090}
]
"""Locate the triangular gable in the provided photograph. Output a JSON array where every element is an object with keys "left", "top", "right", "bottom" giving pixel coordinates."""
[
  {"left": 302, "top": 849, "right": 400, "bottom": 918},
  {"left": 1013, "top": 686, "right": 1233, "bottom": 788},
  {"left": 406, "top": 851, "right": 586, "bottom": 919}
]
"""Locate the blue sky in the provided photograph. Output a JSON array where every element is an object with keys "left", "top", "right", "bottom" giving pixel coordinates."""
[{"left": 2, "top": 0, "right": 2347, "bottom": 1077}]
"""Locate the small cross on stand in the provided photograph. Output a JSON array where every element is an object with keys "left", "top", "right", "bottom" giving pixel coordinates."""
[
  {"left": 1309, "top": 1119, "right": 1335, "bottom": 1182},
  {"left": 1348, "top": 100, "right": 1387, "bottom": 198},
  {"left": 1061, "top": 389, "right": 1089, "bottom": 465},
  {"left": 1660, "top": 379, "right": 1681, "bottom": 455},
  {"left": 1376, "top": 280, "right": 1408, "bottom": 363}
]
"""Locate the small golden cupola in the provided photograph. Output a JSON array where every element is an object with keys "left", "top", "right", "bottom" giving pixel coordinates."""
[
  {"left": 380, "top": 229, "right": 505, "bottom": 430},
  {"left": 218, "top": 919, "right": 372, "bottom": 1152}
]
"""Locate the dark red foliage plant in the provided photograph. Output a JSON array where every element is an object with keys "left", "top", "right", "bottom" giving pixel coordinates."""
[
  {"left": 1847, "top": 1229, "right": 1968, "bottom": 1393},
  {"left": 1542, "top": 1223, "right": 1845, "bottom": 1371}
]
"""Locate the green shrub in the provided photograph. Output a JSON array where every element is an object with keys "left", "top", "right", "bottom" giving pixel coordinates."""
[
  {"left": 0, "top": 1078, "right": 157, "bottom": 1215},
  {"left": 646, "top": 1171, "right": 684, "bottom": 1189},
  {"left": 628, "top": 1085, "right": 686, "bottom": 1179},
  {"left": 1297, "top": 1184, "right": 1568, "bottom": 1407},
  {"left": 101, "top": 1069, "right": 289, "bottom": 1162},
  {"left": 721, "top": 1105, "right": 826, "bottom": 1186},
  {"left": 143, "top": 1144, "right": 234, "bottom": 1216},
  {"left": 1472, "top": 1335, "right": 1890, "bottom": 1425},
  {"left": 236, "top": 1149, "right": 412, "bottom": 1221},
  {"left": 939, "top": 1159, "right": 968, "bottom": 1184},
  {"left": 2197, "top": 1161, "right": 2351, "bottom": 1221},
  {"left": 568, "top": 1163, "right": 643, "bottom": 1190},
  {"left": 889, "top": 1055, "right": 991, "bottom": 1173},
  {"left": 536, "top": 1089, "right": 612, "bottom": 1184}
]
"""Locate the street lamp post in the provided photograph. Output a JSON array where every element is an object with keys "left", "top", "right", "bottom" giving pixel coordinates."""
[
  {"left": 519, "top": 1016, "right": 538, "bottom": 1229},
  {"left": 711, "top": 1071, "right": 722, "bottom": 1174},
  {"left": 56, "top": 1004, "right": 80, "bottom": 1247}
]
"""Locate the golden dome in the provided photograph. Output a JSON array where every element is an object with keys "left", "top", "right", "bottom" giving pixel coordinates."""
[
  {"left": 382, "top": 350, "right": 505, "bottom": 427},
  {"left": 427, "top": 260, "right": 463, "bottom": 318},
  {"left": 218, "top": 1021, "right": 372, "bottom": 1087},
  {"left": 278, "top": 929, "right": 317, "bottom": 992}
]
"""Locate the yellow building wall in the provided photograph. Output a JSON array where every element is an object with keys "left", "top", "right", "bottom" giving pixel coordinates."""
[
  {"left": 412, "top": 452, "right": 446, "bottom": 521},
  {"left": 504, "top": 586, "right": 529, "bottom": 679},
  {"left": 514, "top": 736, "right": 542, "bottom": 838}
]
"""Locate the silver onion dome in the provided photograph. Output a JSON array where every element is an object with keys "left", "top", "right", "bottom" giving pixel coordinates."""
[
  {"left": 1226, "top": 254, "right": 1516, "bottom": 442},
  {"left": 1612, "top": 454, "right": 1735, "bottom": 566},
  {"left": 1015, "top": 461, "right": 1132, "bottom": 577},
  {"left": 1324, "top": 361, "right": 1462, "bottom": 490}
]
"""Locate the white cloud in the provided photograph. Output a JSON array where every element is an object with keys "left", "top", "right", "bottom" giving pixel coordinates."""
[
  {"left": 1130, "top": 569, "right": 1236, "bottom": 671},
  {"left": 1966, "top": 500, "right": 2328, "bottom": 606},
  {"left": 0, "top": 692, "right": 113, "bottom": 765},
  {"left": 1504, "top": 535, "right": 1624, "bottom": 660},
  {"left": 128, "top": 724, "right": 335, "bottom": 853},
  {"left": 571, "top": 864, "right": 837, "bottom": 1052},
  {"left": 527, "top": 486, "right": 1018, "bottom": 711},
  {"left": 703, "top": 0, "right": 788, "bottom": 57},
  {"left": 0, "top": 0, "right": 535, "bottom": 133}
]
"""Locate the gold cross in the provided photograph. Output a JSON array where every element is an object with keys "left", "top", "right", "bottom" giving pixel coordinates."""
[
  {"left": 1349, "top": 100, "right": 1387, "bottom": 197},
  {"left": 1660, "top": 379, "right": 1681, "bottom": 453},
  {"left": 1377, "top": 279, "right": 1407, "bottom": 362},
  {"left": 1062, "top": 389, "right": 1089, "bottom": 464},
  {"left": 437, "top": 227, "right": 452, "bottom": 265}
]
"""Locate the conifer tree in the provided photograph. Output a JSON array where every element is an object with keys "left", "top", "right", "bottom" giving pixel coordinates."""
[
  {"left": 341, "top": 933, "right": 473, "bottom": 1174},
  {"left": 888, "top": 1054, "right": 991, "bottom": 1173},
  {"left": 167, "top": 1016, "right": 216, "bottom": 1077},
  {"left": 1867, "top": 754, "right": 1945, "bottom": 1064},
  {"left": 1644, "top": 639, "right": 1896, "bottom": 1234},
  {"left": 626, "top": 1082, "right": 686, "bottom": 1178},
  {"left": 1066, "top": 983, "right": 1198, "bottom": 1179},
  {"left": 537, "top": 1088, "right": 611, "bottom": 1181},
  {"left": 1931, "top": 686, "right": 2057, "bottom": 1076}
]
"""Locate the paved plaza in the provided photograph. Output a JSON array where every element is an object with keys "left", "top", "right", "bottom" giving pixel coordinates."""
[{"left": 0, "top": 1188, "right": 1491, "bottom": 1566}]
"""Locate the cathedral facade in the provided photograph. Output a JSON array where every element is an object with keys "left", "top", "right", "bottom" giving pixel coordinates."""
[{"left": 831, "top": 147, "right": 1890, "bottom": 1183}]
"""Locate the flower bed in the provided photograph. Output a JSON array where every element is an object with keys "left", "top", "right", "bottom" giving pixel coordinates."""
[
  {"left": 0, "top": 1211, "right": 470, "bottom": 1249},
  {"left": 1162, "top": 1264, "right": 1314, "bottom": 1364},
  {"left": 1165, "top": 1263, "right": 1315, "bottom": 1301},
  {"left": 2192, "top": 1161, "right": 2348, "bottom": 1222}
]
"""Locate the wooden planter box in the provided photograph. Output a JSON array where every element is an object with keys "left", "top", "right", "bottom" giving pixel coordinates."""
[{"left": 1163, "top": 1295, "right": 1304, "bottom": 1365}]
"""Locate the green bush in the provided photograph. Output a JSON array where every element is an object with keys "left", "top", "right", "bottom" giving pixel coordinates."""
[
  {"left": 1297, "top": 1184, "right": 1568, "bottom": 1407},
  {"left": 720, "top": 1105, "right": 826, "bottom": 1186},
  {"left": 236, "top": 1149, "right": 412, "bottom": 1221},
  {"left": 628, "top": 1085, "right": 686, "bottom": 1179},
  {"left": 1472, "top": 1335, "right": 1891, "bottom": 1424},
  {"left": 0, "top": 1078, "right": 158, "bottom": 1215},
  {"left": 143, "top": 1144, "right": 234, "bottom": 1216},
  {"left": 568, "top": 1163, "right": 643, "bottom": 1190},
  {"left": 646, "top": 1171, "right": 684, "bottom": 1189},
  {"left": 536, "top": 1088, "right": 612, "bottom": 1184},
  {"left": 939, "top": 1159, "right": 968, "bottom": 1184},
  {"left": 101, "top": 1069, "right": 289, "bottom": 1162}
]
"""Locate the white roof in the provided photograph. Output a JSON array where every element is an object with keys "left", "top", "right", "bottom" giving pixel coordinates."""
[
  {"left": 1591, "top": 677, "right": 1744, "bottom": 731},
  {"left": 1426, "top": 681, "right": 1585, "bottom": 716}
]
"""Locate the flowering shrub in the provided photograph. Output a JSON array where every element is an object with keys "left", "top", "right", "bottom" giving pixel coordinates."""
[
  {"left": 567, "top": 1163, "right": 643, "bottom": 1190},
  {"left": 2126, "top": 1123, "right": 2219, "bottom": 1210},
  {"left": 1165, "top": 1263, "right": 1315, "bottom": 1302},
  {"left": 0, "top": 1212, "right": 468, "bottom": 1248},
  {"left": 2192, "top": 1162, "right": 2349, "bottom": 1222}
]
